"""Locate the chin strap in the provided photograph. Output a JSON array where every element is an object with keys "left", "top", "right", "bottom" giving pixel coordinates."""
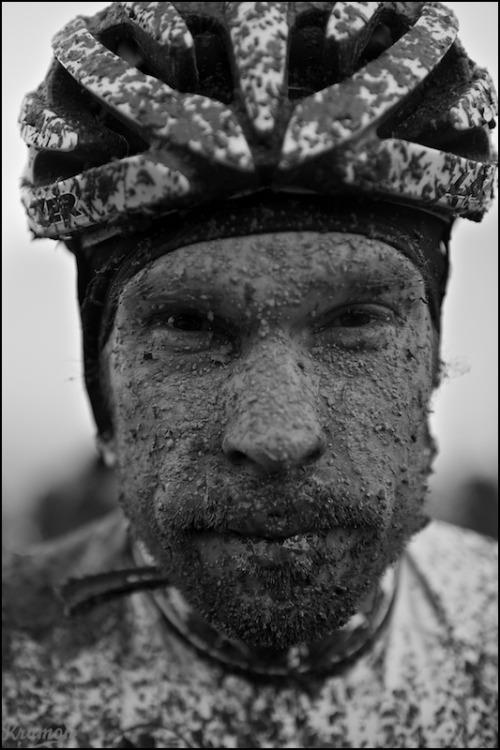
[{"left": 56, "top": 566, "right": 170, "bottom": 616}]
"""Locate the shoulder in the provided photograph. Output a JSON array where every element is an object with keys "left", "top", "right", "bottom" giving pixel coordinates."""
[
  {"left": 2, "top": 511, "right": 138, "bottom": 745},
  {"left": 2, "top": 510, "right": 129, "bottom": 661},
  {"left": 406, "top": 519, "right": 497, "bottom": 593},
  {"left": 388, "top": 521, "right": 498, "bottom": 746},
  {"left": 404, "top": 519, "right": 497, "bottom": 649},
  {"left": 3, "top": 508, "right": 128, "bottom": 596}
]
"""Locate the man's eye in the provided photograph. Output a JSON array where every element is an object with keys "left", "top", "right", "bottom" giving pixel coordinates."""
[
  {"left": 314, "top": 304, "right": 399, "bottom": 352},
  {"left": 148, "top": 309, "right": 236, "bottom": 357},
  {"left": 166, "top": 313, "right": 211, "bottom": 332},
  {"left": 332, "top": 308, "right": 377, "bottom": 328},
  {"left": 317, "top": 305, "right": 394, "bottom": 330}
]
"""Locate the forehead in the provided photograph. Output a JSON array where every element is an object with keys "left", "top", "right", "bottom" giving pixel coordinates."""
[{"left": 121, "top": 231, "right": 424, "bottom": 301}]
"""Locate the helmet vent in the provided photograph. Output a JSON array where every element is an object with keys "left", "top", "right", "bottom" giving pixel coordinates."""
[
  {"left": 357, "top": 22, "right": 393, "bottom": 68},
  {"left": 185, "top": 16, "right": 234, "bottom": 104},
  {"left": 415, "top": 126, "right": 492, "bottom": 161},
  {"left": 378, "top": 45, "right": 496, "bottom": 162},
  {"left": 32, "top": 151, "right": 87, "bottom": 187},
  {"left": 100, "top": 28, "right": 160, "bottom": 80},
  {"left": 288, "top": 11, "right": 402, "bottom": 99},
  {"left": 288, "top": 11, "right": 330, "bottom": 99}
]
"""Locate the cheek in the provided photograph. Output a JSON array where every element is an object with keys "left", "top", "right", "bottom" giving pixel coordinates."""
[
  {"left": 107, "top": 340, "right": 228, "bottom": 508},
  {"left": 315, "top": 328, "right": 436, "bottom": 495}
]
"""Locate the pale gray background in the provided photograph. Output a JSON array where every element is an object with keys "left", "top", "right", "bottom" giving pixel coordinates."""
[{"left": 2, "top": 3, "right": 498, "bottom": 546}]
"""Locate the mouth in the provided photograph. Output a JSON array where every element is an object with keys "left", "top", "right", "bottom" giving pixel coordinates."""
[
  {"left": 227, "top": 525, "right": 315, "bottom": 541},
  {"left": 191, "top": 526, "right": 365, "bottom": 570}
]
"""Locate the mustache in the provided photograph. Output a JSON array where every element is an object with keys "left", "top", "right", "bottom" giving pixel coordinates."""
[{"left": 161, "top": 472, "right": 389, "bottom": 535}]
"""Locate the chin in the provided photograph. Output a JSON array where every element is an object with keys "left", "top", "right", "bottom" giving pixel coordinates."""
[
  {"left": 173, "top": 553, "right": 383, "bottom": 649},
  {"left": 203, "top": 591, "right": 362, "bottom": 648}
]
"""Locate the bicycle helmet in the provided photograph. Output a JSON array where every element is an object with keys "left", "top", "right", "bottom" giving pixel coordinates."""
[
  {"left": 18, "top": 1, "right": 498, "bottom": 434},
  {"left": 19, "top": 1, "right": 497, "bottom": 243}
]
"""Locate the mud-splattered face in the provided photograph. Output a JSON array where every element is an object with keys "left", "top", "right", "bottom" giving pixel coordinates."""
[{"left": 103, "top": 231, "right": 438, "bottom": 647}]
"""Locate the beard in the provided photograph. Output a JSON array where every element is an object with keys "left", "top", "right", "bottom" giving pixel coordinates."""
[
  {"left": 119, "top": 452, "right": 431, "bottom": 648},
  {"left": 156, "top": 528, "right": 394, "bottom": 648}
]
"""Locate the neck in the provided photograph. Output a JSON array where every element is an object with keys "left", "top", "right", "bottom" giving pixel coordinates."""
[{"left": 132, "top": 539, "right": 398, "bottom": 678}]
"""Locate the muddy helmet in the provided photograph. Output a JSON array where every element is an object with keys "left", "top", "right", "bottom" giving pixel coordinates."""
[{"left": 19, "top": 1, "right": 497, "bottom": 249}]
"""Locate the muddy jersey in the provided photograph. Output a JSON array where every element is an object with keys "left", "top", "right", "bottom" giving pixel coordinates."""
[{"left": 2, "top": 511, "right": 497, "bottom": 749}]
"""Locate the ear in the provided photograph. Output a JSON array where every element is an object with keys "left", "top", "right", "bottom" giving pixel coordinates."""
[{"left": 96, "top": 432, "right": 118, "bottom": 469}]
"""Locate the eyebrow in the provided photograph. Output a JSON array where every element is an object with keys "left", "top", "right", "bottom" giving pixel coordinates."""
[{"left": 125, "top": 248, "right": 424, "bottom": 313}]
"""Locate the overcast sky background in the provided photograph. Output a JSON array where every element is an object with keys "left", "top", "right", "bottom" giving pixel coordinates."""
[{"left": 2, "top": 2, "right": 498, "bottom": 526}]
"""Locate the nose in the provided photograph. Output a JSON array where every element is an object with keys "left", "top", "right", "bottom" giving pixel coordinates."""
[
  {"left": 222, "top": 427, "right": 326, "bottom": 473},
  {"left": 222, "top": 345, "right": 327, "bottom": 474}
]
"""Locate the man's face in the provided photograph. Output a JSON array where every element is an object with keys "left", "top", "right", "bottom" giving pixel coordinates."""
[{"left": 103, "top": 231, "right": 438, "bottom": 647}]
